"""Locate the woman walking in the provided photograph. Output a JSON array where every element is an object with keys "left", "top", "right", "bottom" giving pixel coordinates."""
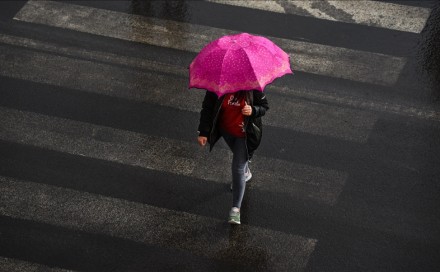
[
  {"left": 197, "top": 90, "right": 268, "bottom": 224},
  {"left": 188, "top": 32, "right": 292, "bottom": 224}
]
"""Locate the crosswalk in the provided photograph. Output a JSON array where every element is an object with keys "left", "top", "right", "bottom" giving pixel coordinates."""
[
  {"left": 0, "top": 38, "right": 379, "bottom": 142},
  {"left": 1, "top": 177, "right": 317, "bottom": 271},
  {"left": 207, "top": 0, "right": 431, "bottom": 33},
  {"left": 13, "top": 0, "right": 408, "bottom": 86},
  {"left": 0, "top": 106, "right": 348, "bottom": 206},
  {"left": 0, "top": 0, "right": 437, "bottom": 271}
]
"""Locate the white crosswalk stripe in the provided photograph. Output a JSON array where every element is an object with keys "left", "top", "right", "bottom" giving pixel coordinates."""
[
  {"left": 0, "top": 107, "right": 348, "bottom": 206},
  {"left": 207, "top": 0, "right": 431, "bottom": 33},
  {"left": 0, "top": 176, "right": 317, "bottom": 271},
  {"left": 1, "top": 33, "right": 438, "bottom": 123},
  {"left": 13, "top": 0, "right": 407, "bottom": 86},
  {"left": 0, "top": 41, "right": 379, "bottom": 143},
  {"left": 0, "top": 257, "right": 76, "bottom": 272}
]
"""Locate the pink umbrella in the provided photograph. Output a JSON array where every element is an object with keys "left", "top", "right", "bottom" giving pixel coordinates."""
[{"left": 189, "top": 32, "right": 293, "bottom": 97}]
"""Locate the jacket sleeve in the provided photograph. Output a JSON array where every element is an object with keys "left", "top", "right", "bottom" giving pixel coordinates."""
[
  {"left": 251, "top": 91, "right": 269, "bottom": 118},
  {"left": 198, "top": 91, "right": 217, "bottom": 137}
]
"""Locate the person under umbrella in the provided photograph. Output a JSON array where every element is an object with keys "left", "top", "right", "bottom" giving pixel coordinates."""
[{"left": 190, "top": 33, "right": 292, "bottom": 224}]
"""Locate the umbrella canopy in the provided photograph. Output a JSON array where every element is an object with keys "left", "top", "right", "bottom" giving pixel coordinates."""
[{"left": 189, "top": 33, "right": 293, "bottom": 97}]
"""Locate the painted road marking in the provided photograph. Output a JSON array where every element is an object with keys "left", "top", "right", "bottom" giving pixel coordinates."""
[
  {"left": 1, "top": 33, "right": 438, "bottom": 124},
  {"left": 0, "top": 257, "right": 76, "bottom": 272},
  {"left": 0, "top": 107, "right": 348, "bottom": 206},
  {"left": 208, "top": 0, "right": 431, "bottom": 33},
  {"left": 0, "top": 42, "right": 378, "bottom": 143},
  {"left": 0, "top": 176, "right": 317, "bottom": 271},
  {"left": 13, "top": 0, "right": 407, "bottom": 86}
]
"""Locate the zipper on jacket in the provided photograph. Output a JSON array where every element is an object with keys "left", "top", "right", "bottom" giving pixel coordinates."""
[
  {"left": 244, "top": 91, "right": 253, "bottom": 162},
  {"left": 209, "top": 95, "right": 225, "bottom": 147},
  {"left": 244, "top": 116, "right": 250, "bottom": 162}
]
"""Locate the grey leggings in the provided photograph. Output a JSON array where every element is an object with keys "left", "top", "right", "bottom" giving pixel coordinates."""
[{"left": 222, "top": 132, "right": 249, "bottom": 208}]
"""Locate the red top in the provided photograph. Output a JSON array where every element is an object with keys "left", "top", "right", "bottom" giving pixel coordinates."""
[{"left": 219, "top": 93, "right": 246, "bottom": 138}]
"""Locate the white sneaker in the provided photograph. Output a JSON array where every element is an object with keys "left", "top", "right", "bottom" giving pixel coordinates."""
[
  {"left": 228, "top": 207, "right": 241, "bottom": 224},
  {"left": 230, "top": 169, "right": 252, "bottom": 191},
  {"left": 245, "top": 168, "right": 252, "bottom": 182}
]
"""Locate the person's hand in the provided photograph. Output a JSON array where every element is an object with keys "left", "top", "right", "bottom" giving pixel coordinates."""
[
  {"left": 242, "top": 102, "right": 252, "bottom": 116},
  {"left": 198, "top": 136, "right": 208, "bottom": 147}
]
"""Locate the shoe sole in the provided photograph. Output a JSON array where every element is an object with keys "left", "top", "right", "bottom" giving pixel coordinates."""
[{"left": 228, "top": 220, "right": 241, "bottom": 225}]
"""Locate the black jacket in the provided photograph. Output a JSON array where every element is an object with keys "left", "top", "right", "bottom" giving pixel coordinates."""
[{"left": 198, "top": 90, "right": 269, "bottom": 159}]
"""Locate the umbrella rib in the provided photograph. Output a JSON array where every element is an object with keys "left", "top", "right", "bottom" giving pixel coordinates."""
[
  {"left": 241, "top": 47, "right": 260, "bottom": 90},
  {"left": 219, "top": 48, "right": 231, "bottom": 94}
]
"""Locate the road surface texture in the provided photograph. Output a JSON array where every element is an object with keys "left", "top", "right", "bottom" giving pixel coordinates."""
[{"left": 0, "top": 1, "right": 439, "bottom": 271}]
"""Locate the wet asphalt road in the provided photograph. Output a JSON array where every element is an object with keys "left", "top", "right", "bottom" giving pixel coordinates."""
[{"left": 0, "top": 1, "right": 440, "bottom": 271}]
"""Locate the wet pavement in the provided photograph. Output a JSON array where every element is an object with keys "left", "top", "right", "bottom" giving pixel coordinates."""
[{"left": 0, "top": 1, "right": 440, "bottom": 271}]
